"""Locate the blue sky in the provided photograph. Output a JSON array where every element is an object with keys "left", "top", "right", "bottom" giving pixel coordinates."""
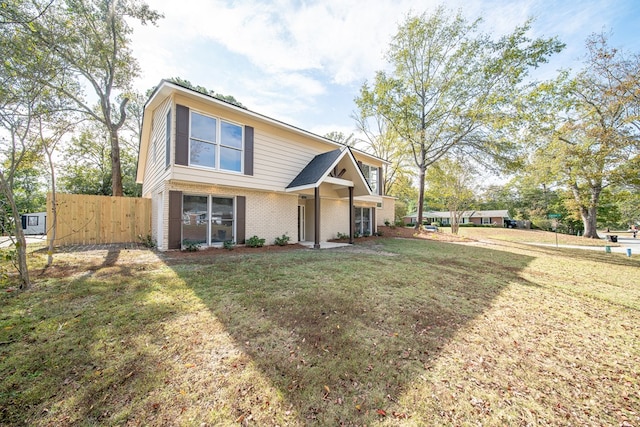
[{"left": 130, "top": 0, "right": 640, "bottom": 139}]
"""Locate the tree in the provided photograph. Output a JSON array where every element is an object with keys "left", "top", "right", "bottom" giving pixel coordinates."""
[
  {"left": 167, "top": 77, "right": 245, "bottom": 108},
  {"left": 355, "top": 7, "right": 563, "bottom": 229},
  {"left": 20, "top": 0, "right": 163, "bottom": 196},
  {"left": 0, "top": 0, "right": 62, "bottom": 288},
  {"left": 525, "top": 34, "right": 640, "bottom": 238},
  {"left": 424, "top": 157, "right": 477, "bottom": 234},
  {"left": 352, "top": 110, "right": 408, "bottom": 196},
  {"left": 324, "top": 131, "right": 356, "bottom": 147},
  {"left": 58, "top": 124, "right": 113, "bottom": 195}
]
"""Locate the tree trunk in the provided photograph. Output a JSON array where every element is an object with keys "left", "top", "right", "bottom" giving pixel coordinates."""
[
  {"left": 6, "top": 191, "right": 30, "bottom": 289},
  {"left": 46, "top": 149, "right": 57, "bottom": 267},
  {"left": 416, "top": 164, "right": 426, "bottom": 229},
  {"left": 570, "top": 182, "right": 601, "bottom": 239},
  {"left": 582, "top": 205, "right": 600, "bottom": 239},
  {"left": 109, "top": 127, "right": 123, "bottom": 196},
  {"left": 451, "top": 218, "right": 459, "bottom": 235}
]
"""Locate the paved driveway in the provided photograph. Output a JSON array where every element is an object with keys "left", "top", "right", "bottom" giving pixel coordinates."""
[
  {"left": 528, "top": 235, "right": 640, "bottom": 255},
  {"left": 0, "top": 235, "right": 47, "bottom": 248}
]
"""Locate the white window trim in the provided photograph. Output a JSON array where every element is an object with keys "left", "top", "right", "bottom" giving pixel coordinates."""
[{"left": 188, "top": 110, "right": 244, "bottom": 173}]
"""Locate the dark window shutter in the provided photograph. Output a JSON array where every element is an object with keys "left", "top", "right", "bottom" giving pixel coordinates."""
[
  {"left": 175, "top": 105, "right": 189, "bottom": 166},
  {"left": 378, "top": 166, "right": 383, "bottom": 195},
  {"left": 371, "top": 207, "right": 376, "bottom": 233},
  {"left": 168, "top": 191, "right": 183, "bottom": 249},
  {"left": 236, "top": 196, "right": 246, "bottom": 244},
  {"left": 21, "top": 215, "right": 27, "bottom": 229},
  {"left": 165, "top": 109, "right": 171, "bottom": 168},
  {"left": 244, "top": 126, "right": 254, "bottom": 176}
]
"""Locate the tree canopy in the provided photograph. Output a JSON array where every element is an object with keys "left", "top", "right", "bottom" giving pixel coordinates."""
[
  {"left": 355, "top": 7, "right": 564, "bottom": 228},
  {"left": 522, "top": 33, "right": 640, "bottom": 237}
]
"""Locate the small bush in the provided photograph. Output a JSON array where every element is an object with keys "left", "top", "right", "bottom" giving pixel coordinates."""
[
  {"left": 182, "top": 240, "right": 200, "bottom": 252},
  {"left": 223, "top": 240, "right": 235, "bottom": 250},
  {"left": 384, "top": 219, "right": 390, "bottom": 226},
  {"left": 336, "top": 232, "right": 350, "bottom": 240},
  {"left": 246, "top": 235, "right": 265, "bottom": 248},
  {"left": 274, "top": 234, "right": 290, "bottom": 246},
  {"left": 138, "top": 234, "right": 157, "bottom": 249}
]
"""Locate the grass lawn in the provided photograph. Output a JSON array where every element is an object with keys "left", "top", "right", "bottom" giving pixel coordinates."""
[
  {"left": 1, "top": 233, "right": 638, "bottom": 426},
  {"left": 453, "top": 226, "right": 617, "bottom": 246}
]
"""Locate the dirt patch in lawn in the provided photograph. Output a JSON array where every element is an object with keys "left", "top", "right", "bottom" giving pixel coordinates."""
[{"left": 377, "top": 226, "right": 472, "bottom": 242}]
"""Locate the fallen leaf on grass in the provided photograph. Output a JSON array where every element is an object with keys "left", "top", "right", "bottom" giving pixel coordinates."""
[{"left": 377, "top": 409, "right": 387, "bottom": 417}]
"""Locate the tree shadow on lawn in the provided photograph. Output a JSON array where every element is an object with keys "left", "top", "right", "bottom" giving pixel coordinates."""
[
  {"left": 179, "top": 238, "right": 537, "bottom": 424},
  {"left": 0, "top": 248, "right": 188, "bottom": 425}
]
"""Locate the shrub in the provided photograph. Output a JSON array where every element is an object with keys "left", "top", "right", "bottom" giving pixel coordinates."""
[
  {"left": 336, "top": 232, "right": 350, "bottom": 240},
  {"left": 182, "top": 240, "right": 200, "bottom": 252},
  {"left": 246, "top": 235, "right": 265, "bottom": 248},
  {"left": 274, "top": 234, "right": 290, "bottom": 246},
  {"left": 138, "top": 234, "right": 157, "bottom": 249},
  {"left": 223, "top": 240, "right": 235, "bottom": 250},
  {"left": 384, "top": 219, "right": 390, "bottom": 226}
]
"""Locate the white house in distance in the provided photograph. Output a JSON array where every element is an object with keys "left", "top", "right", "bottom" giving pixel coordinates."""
[
  {"left": 136, "top": 80, "right": 395, "bottom": 251},
  {"left": 21, "top": 212, "right": 47, "bottom": 235},
  {"left": 403, "top": 210, "right": 511, "bottom": 227}
]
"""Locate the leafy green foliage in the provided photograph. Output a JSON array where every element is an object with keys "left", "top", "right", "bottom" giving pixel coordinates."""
[
  {"left": 520, "top": 34, "right": 639, "bottom": 237},
  {"left": 223, "top": 240, "right": 235, "bottom": 250},
  {"left": 355, "top": 7, "right": 564, "bottom": 228},
  {"left": 182, "top": 240, "right": 200, "bottom": 252},
  {"left": 167, "top": 77, "right": 245, "bottom": 108},
  {"left": 274, "top": 234, "right": 290, "bottom": 246},
  {"left": 245, "top": 235, "right": 265, "bottom": 248},
  {"left": 137, "top": 234, "right": 156, "bottom": 249}
]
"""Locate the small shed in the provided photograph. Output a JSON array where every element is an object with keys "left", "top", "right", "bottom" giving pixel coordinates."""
[{"left": 21, "top": 212, "right": 46, "bottom": 235}]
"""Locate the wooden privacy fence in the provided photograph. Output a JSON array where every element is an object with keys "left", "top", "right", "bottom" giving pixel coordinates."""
[{"left": 47, "top": 193, "right": 151, "bottom": 246}]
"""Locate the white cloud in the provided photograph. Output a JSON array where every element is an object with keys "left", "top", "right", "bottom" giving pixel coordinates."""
[{"left": 130, "top": 0, "right": 638, "bottom": 131}]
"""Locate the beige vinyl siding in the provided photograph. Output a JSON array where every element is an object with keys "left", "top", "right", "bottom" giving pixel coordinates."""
[
  {"left": 141, "top": 97, "right": 172, "bottom": 198},
  {"left": 172, "top": 94, "right": 356, "bottom": 192}
]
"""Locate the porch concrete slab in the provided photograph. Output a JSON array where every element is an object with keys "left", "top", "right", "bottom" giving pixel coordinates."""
[{"left": 299, "top": 241, "right": 352, "bottom": 249}]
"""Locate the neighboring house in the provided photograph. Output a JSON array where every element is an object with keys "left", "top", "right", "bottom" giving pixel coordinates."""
[
  {"left": 21, "top": 212, "right": 46, "bottom": 235},
  {"left": 403, "top": 210, "right": 511, "bottom": 227},
  {"left": 136, "top": 80, "right": 395, "bottom": 251}
]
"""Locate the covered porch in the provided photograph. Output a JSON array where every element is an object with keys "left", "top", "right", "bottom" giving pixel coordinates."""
[{"left": 286, "top": 147, "right": 372, "bottom": 249}]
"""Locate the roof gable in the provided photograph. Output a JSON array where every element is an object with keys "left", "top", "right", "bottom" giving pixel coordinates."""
[{"left": 286, "top": 147, "right": 372, "bottom": 196}]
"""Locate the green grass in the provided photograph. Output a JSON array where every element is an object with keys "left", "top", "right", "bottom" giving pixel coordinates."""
[{"left": 1, "top": 235, "right": 639, "bottom": 426}]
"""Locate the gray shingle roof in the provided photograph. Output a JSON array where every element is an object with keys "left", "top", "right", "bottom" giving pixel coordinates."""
[{"left": 286, "top": 148, "right": 343, "bottom": 189}]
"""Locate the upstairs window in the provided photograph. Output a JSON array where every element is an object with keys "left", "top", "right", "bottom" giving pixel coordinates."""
[
  {"left": 189, "top": 111, "right": 243, "bottom": 172},
  {"left": 360, "top": 163, "right": 378, "bottom": 193}
]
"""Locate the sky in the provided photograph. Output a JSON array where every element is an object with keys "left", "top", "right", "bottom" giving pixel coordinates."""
[{"left": 129, "top": 0, "right": 640, "bottom": 139}]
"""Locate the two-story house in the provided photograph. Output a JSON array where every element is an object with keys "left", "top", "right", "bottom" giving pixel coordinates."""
[{"left": 136, "top": 80, "right": 394, "bottom": 250}]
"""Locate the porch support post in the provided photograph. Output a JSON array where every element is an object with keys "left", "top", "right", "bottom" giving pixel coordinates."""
[
  {"left": 314, "top": 186, "right": 321, "bottom": 249},
  {"left": 349, "top": 186, "right": 354, "bottom": 244}
]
